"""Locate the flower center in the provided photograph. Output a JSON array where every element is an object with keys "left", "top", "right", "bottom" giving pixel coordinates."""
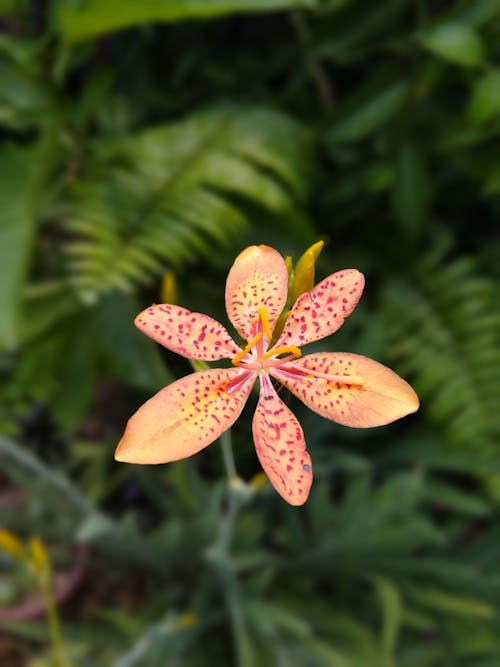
[
  {"left": 231, "top": 332, "right": 263, "bottom": 366},
  {"left": 231, "top": 307, "right": 302, "bottom": 370}
]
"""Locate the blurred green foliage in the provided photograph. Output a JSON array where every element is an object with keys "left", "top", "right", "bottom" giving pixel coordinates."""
[{"left": 1, "top": 0, "right": 500, "bottom": 665}]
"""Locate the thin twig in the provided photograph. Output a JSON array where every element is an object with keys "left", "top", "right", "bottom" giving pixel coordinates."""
[{"left": 290, "top": 10, "right": 334, "bottom": 112}]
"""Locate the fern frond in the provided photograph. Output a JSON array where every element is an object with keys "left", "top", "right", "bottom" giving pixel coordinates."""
[
  {"left": 60, "top": 106, "right": 311, "bottom": 302},
  {"left": 380, "top": 250, "right": 500, "bottom": 453}
]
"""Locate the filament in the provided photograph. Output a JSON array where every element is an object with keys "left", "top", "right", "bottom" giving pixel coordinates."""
[{"left": 232, "top": 332, "right": 263, "bottom": 366}]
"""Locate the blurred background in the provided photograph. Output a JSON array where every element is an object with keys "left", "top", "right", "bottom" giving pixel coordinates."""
[{"left": 1, "top": 0, "right": 500, "bottom": 665}]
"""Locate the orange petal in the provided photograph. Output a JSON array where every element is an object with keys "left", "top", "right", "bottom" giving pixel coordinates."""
[
  {"left": 135, "top": 304, "right": 240, "bottom": 360},
  {"left": 252, "top": 374, "right": 312, "bottom": 506},
  {"left": 115, "top": 368, "right": 256, "bottom": 464},
  {"left": 271, "top": 353, "right": 419, "bottom": 427},
  {"left": 274, "top": 270, "right": 364, "bottom": 348},
  {"left": 225, "top": 245, "right": 288, "bottom": 342}
]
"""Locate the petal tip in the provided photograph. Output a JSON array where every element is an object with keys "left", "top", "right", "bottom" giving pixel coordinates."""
[
  {"left": 226, "top": 244, "right": 288, "bottom": 341},
  {"left": 114, "top": 433, "right": 150, "bottom": 464},
  {"left": 114, "top": 431, "right": 175, "bottom": 465},
  {"left": 405, "top": 386, "right": 420, "bottom": 415},
  {"left": 114, "top": 446, "right": 128, "bottom": 463},
  {"left": 234, "top": 244, "right": 284, "bottom": 264},
  {"left": 114, "top": 441, "right": 133, "bottom": 464},
  {"left": 286, "top": 493, "right": 310, "bottom": 507}
]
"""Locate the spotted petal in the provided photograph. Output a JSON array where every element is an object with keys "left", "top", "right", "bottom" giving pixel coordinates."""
[
  {"left": 115, "top": 368, "right": 255, "bottom": 464},
  {"left": 225, "top": 245, "right": 288, "bottom": 343},
  {"left": 274, "top": 270, "right": 364, "bottom": 349},
  {"left": 252, "top": 374, "right": 312, "bottom": 506},
  {"left": 271, "top": 353, "right": 419, "bottom": 427},
  {"left": 135, "top": 304, "right": 240, "bottom": 361}
]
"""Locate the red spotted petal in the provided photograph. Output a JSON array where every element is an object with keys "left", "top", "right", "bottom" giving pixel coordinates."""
[
  {"left": 135, "top": 304, "right": 240, "bottom": 361},
  {"left": 271, "top": 352, "right": 419, "bottom": 427},
  {"left": 115, "top": 368, "right": 256, "bottom": 464},
  {"left": 225, "top": 245, "right": 288, "bottom": 342},
  {"left": 274, "top": 269, "right": 364, "bottom": 349},
  {"left": 252, "top": 374, "right": 312, "bottom": 506}
]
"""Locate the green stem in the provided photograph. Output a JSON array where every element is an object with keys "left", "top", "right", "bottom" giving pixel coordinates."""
[
  {"left": 215, "top": 430, "right": 254, "bottom": 666},
  {"left": 220, "top": 429, "right": 237, "bottom": 481},
  {"left": 218, "top": 429, "right": 238, "bottom": 551},
  {"left": 0, "top": 436, "right": 96, "bottom": 516},
  {"left": 39, "top": 568, "right": 67, "bottom": 667},
  {"left": 218, "top": 567, "right": 254, "bottom": 667}
]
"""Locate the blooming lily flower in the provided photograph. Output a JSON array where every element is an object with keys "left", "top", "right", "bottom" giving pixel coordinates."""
[{"left": 116, "top": 245, "right": 418, "bottom": 505}]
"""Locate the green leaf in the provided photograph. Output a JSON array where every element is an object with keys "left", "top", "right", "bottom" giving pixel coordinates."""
[
  {"left": 407, "top": 585, "right": 494, "bottom": 619},
  {"left": 76, "top": 513, "right": 115, "bottom": 542},
  {"left": 50, "top": 317, "right": 97, "bottom": 434},
  {"left": 325, "top": 81, "right": 408, "bottom": 144},
  {"left": 90, "top": 292, "right": 173, "bottom": 392},
  {"left": 246, "top": 600, "right": 311, "bottom": 639},
  {"left": 468, "top": 70, "right": 500, "bottom": 124},
  {"left": 371, "top": 576, "right": 402, "bottom": 659},
  {"left": 0, "top": 0, "right": 20, "bottom": 14},
  {"left": 419, "top": 22, "right": 484, "bottom": 67},
  {"left": 314, "top": 0, "right": 408, "bottom": 64},
  {"left": 19, "top": 282, "right": 78, "bottom": 345},
  {"left": 0, "top": 145, "right": 40, "bottom": 350},
  {"left": 0, "top": 37, "right": 52, "bottom": 130},
  {"left": 392, "top": 141, "right": 432, "bottom": 240},
  {"left": 455, "top": 0, "right": 500, "bottom": 27},
  {"left": 423, "top": 480, "right": 490, "bottom": 517},
  {"left": 0, "top": 34, "right": 40, "bottom": 65},
  {"left": 318, "top": 0, "right": 352, "bottom": 10},
  {"left": 0, "top": 435, "right": 96, "bottom": 515},
  {"left": 380, "top": 251, "right": 500, "bottom": 452},
  {"left": 56, "top": 0, "right": 318, "bottom": 42}
]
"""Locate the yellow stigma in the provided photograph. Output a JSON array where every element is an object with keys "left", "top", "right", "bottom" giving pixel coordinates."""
[
  {"left": 232, "top": 332, "right": 263, "bottom": 366},
  {"left": 258, "top": 307, "right": 273, "bottom": 340},
  {"left": 263, "top": 345, "right": 302, "bottom": 360}
]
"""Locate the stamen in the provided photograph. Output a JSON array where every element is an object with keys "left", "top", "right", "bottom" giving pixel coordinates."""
[
  {"left": 224, "top": 370, "right": 254, "bottom": 395},
  {"left": 258, "top": 307, "right": 273, "bottom": 341},
  {"left": 263, "top": 345, "right": 302, "bottom": 360},
  {"left": 232, "top": 332, "right": 263, "bottom": 366},
  {"left": 264, "top": 354, "right": 298, "bottom": 367}
]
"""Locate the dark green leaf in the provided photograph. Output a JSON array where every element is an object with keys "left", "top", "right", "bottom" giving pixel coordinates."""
[
  {"left": 56, "top": 0, "right": 318, "bottom": 42},
  {"left": 419, "top": 22, "right": 484, "bottom": 67},
  {"left": 468, "top": 70, "right": 500, "bottom": 124},
  {"left": 325, "top": 81, "right": 408, "bottom": 144},
  {"left": 90, "top": 292, "right": 173, "bottom": 392},
  {"left": 392, "top": 141, "right": 432, "bottom": 240},
  {"left": 0, "top": 145, "right": 40, "bottom": 349}
]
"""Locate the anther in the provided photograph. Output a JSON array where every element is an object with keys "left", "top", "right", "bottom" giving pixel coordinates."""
[
  {"left": 258, "top": 307, "right": 273, "bottom": 341},
  {"left": 263, "top": 345, "right": 302, "bottom": 360}
]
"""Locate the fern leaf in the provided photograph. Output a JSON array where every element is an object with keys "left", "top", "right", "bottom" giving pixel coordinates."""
[
  {"left": 60, "top": 106, "right": 311, "bottom": 302},
  {"left": 381, "top": 249, "right": 500, "bottom": 453}
]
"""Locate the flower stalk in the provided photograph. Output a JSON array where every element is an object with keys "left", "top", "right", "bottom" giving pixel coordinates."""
[{"left": 0, "top": 530, "right": 74, "bottom": 666}]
